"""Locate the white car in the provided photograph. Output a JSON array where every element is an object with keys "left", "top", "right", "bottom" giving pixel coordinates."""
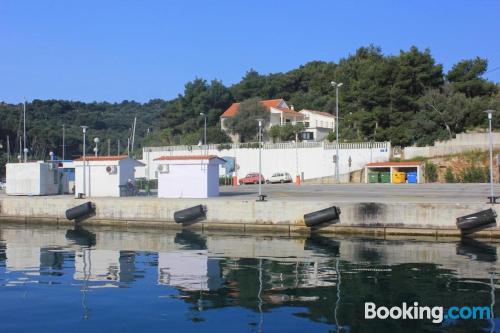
[
  {"left": 0, "top": 182, "right": 5, "bottom": 190},
  {"left": 266, "top": 172, "right": 293, "bottom": 184}
]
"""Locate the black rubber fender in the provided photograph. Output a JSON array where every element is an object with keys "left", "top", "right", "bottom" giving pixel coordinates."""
[
  {"left": 456, "top": 208, "right": 497, "bottom": 235},
  {"left": 65, "top": 202, "right": 95, "bottom": 221},
  {"left": 174, "top": 205, "right": 206, "bottom": 224},
  {"left": 304, "top": 206, "right": 341, "bottom": 227}
]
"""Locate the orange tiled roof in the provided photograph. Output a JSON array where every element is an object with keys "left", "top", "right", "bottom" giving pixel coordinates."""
[
  {"left": 366, "top": 161, "right": 423, "bottom": 167},
  {"left": 221, "top": 99, "right": 284, "bottom": 117},
  {"left": 154, "top": 155, "right": 225, "bottom": 161},
  {"left": 74, "top": 155, "right": 130, "bottom": 162},
  {"left": 276, "top": 107, "right": 304, "bottom": 118}
]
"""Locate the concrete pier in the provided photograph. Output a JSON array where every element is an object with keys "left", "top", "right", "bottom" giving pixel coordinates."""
[{"left": 0, "top": 183, "right": 498, "bottom": 237}]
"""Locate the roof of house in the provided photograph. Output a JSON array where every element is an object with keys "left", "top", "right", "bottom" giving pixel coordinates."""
[
  {"left": 366, "top": 161, "right": 423, "bottom": 167},
  {"left": 220, "top": 99, "right": 284, "bottom": 117},
  {"left": 154, "top": 155, "right": 226, "bottom": 162},
  {"left": 275, "top": 107, "right": 304, "bottom": 118},
  {"left": 74, "top": 155, "right": 145, "bottom": 166},
  {"left": 300, "top": 109, "right": 336, "bottom": 118},
  {"left": 74, "top": 155, "right": 130, "bottom": 162}
]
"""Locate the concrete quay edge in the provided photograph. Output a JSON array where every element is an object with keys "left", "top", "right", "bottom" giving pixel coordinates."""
[{"left": 0, "top": 195, "right": 498, "bottom": 238}]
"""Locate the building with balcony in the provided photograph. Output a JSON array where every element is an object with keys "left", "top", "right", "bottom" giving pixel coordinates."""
[{"left": 220, "top": 99, "right": 335, "bottom": 142}]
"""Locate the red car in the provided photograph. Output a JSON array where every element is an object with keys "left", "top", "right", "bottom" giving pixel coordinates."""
[{"left": 239, "top": 173, "right": 265, "bottom": 185}]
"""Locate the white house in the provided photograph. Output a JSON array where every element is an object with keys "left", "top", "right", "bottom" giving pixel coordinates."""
[
  {"left": 220, "top": 99, "right": 304, "bottom": 142},
  {"left": 155, "top": 155, "right": 226, "bottom": 198},
  {"left": 74, "top": 155, "right": 144, "bottom": 198},
  {"left": 299, "top": 109, "right": 336, "bottom": 141},
  {"left": 6, "top": 161, "right": 67, "bottom": 196},
  {"left": 220, "top": 99, "right": 336, "bottom": 142}
]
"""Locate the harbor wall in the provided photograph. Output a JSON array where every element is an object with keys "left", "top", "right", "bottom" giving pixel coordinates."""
[{"left": 0, "top": 196, "right": 497, "bottom": 237}]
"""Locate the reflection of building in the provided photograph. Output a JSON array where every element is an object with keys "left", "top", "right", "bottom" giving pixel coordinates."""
[
  {"left": 5, "top": 245, "right": 40, "bottom": 271},
  {"left": 74, "top": 249, "right": 120, "bottom": 281},
  {"left": 158, "top": 250, "right": 221, "bottom": 291}
]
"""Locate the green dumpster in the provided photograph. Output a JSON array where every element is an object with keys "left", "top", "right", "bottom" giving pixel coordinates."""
[
  {"left": 379, "top": 172, "right": 391, "bottom": 183},
  {"left": 368, "top": 172, "right": 379, "bottom": 183}
]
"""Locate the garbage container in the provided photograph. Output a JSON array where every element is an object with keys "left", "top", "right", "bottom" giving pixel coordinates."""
[
  {"left": 379, "top": 172, "right": 391, "bottom": 183},
  {"left": 392, "top": 172, "right": 406, "bottom": 184},
  {"left": 407, "top": 172, "right": 417, "bottom": 183},
  {"left": 368, "top": 172, "right": 379, "bottom": 183}
]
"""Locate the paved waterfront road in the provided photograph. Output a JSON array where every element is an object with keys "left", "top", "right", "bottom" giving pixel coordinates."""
[{"left": 220, "top": 183, "right": 500, "bottom": 203}]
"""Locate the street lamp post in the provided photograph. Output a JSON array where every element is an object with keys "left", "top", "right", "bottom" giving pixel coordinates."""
[
  {"left": 81, "top": 126, "right": 88, "bottom": 197},
  {"left": 23, "top": 100, "right": 28, "bottom": 162},
  {"left": 485, "top": 110, "right": 497, "bottom": 204},
  {"left": 256, "top": 119, "right": 266, "bottom": 202},
  {"left": 331, "top": 81, "right": 343, "bottom": 183},
  {"left": 93, "top": 137, "right": 100, "bottom": 157}
]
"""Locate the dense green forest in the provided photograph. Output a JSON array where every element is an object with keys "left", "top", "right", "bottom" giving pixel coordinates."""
[{"left": 0, "top": 45, "right": 499, "bottom": 175}]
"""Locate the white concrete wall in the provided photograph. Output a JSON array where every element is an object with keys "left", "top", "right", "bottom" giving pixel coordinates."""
[
  {"left": 158, "top": 163, "right": 209, "bottom": 198},
  {"left": 139, "top": 141, "right": 391, "bottom": 182},
  {"left": 75, "top": 161, "right": 121, "bottom": 197},
  {"left": 404, "top": 132, "right": 500, "bottom": 159},
  {"left": 6, "top": 162, "right": 60, "bottom": 196}
]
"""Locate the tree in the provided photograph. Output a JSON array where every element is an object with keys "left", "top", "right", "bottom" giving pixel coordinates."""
[
  {"left": 446, "top": 57, "right": 497, "bottom": 97},
  {"left": 224, "top": 98, "right": 270, "bottom": 142},
  {"left": 414, "top": 86, "right": 469, "bottom": 145}
]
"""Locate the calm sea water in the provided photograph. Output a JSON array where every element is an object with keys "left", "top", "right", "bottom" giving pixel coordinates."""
[{"left": 0, "top": 224, "right": 499, "bottom": 333}]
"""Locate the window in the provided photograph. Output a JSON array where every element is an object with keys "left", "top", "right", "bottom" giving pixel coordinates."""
[
  {"left": 285, "top": 118, "right": 291, "bottom": 123},
  {"left": 304, "top": 122, "right": 310, "bottom": 128},
  {"left": 301, "top": 132, "right": 314, "bottom": 140}
]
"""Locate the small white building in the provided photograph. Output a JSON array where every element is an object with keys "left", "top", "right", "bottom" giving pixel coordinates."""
[
  {"left": 74, "top": 155, "right": 144, "bottom": 198},
  {"left": 299, "top": 109, "right": 336, "bottom": 141},
  {"left": 155, "top": 155, "right": 226, "bottom": 198},
  {"left": 6, "top": 161, "right": 66, "bottom": 196}
]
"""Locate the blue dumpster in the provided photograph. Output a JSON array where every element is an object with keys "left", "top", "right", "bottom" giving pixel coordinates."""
[{"left": 407, "top": 172, "right": 417, "bottom": 183}]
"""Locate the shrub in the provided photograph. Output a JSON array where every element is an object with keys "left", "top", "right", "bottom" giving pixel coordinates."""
[
  {"left": 461, "top": 166, "right": 488, "bottom": 183},
  {"left": 424, "top": 161, "right": 438, "bottom": 182},
  {"left": 216, "top": 143, "right": 232, "bottom": 151},
  {"left": 444, "top": 167, "right": 456, "bottom": 183},
  {"left": 219, "top": 176, "right": 232, "bottom": 186},
  {"left": 327, "top": 132, "right": 336, "bottom": 143}
]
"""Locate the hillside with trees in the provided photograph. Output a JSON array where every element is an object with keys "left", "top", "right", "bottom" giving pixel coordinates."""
[{"left": 0, "top": 45, "right": 499, "bottom": 176}]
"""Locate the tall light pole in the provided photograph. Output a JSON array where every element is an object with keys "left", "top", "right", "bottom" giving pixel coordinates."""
[
  {"left": 256, "top": 119, "right": 266, "bottom": 201},
  {"left": 62, "top": 124, "right": 65, "bottom": 160},
  {"left": 485, "top": 110, "right": 497, "bottom": 204},
  {"left": 93, "top": 137, "right": 100, "bottom": 157},
  {"left": 23, "top": 100, "right": 27, "bottom": 162},
  {"left": 293, "top": 140, "right": 300, "bottom": 185},
  {"left": 81, "top": 126, "right": 88, "bottom": 197},
  {"left": 200, "top": 112, "right": 207, "bottom": 150},
  {"left": 331, "top": 81, "right": 343, "bottom": 183}
]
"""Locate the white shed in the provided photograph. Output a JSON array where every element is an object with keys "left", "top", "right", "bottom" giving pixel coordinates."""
[
  {"left": 155, "top": 155, "right": 226, "bottom": 198},
  {"left": 74, "top": 155, "right": 144, "bottom": 198},
  {"left": 6, "top": 161, "right": 66, "bottom": 196}
]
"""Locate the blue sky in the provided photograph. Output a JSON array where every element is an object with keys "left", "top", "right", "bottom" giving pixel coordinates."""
[{"left": 1, "top": 0, "right": 499, "bottom": 103}]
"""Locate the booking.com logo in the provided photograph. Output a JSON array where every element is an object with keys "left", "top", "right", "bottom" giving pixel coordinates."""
[{"left": 365, "top": 302, "right": 492, "bottom": 324}]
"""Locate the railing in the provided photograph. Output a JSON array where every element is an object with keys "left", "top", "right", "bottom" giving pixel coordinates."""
[{"left": 144, "top": 141, "right": 389, "bottom": 152}]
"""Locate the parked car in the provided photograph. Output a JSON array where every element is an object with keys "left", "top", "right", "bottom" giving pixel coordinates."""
[
  {"left": 266, "top": 172, "right": 293, "bottom": 184},
  {"left": 0, "top": 181, "right": 5, "bottom": 190},
  {"left": 239, "top": 173, "right": 265, "bottom": 185}
]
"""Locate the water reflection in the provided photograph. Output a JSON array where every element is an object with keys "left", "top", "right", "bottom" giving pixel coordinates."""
[{"left": 0, "top": 224, "right": 499, "bottom": 332}]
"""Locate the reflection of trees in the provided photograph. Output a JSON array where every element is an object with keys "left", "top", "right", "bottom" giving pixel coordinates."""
[{"left": 174, "top": 254, "right": 496, "bottom": 332}]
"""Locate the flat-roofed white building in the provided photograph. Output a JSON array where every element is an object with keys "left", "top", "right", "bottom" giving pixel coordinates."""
[
  {"left": 74, "top": 155, "right": 144, "bottom": 197},
  {"left": 299, "top": 109, "right": 335, "bottom": 141},
  {"left": 6, "top": 161, "right": 66, "bottom": 196},
  {"left": 155, "top": 155, "right": 225, "bottom": 198}
]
